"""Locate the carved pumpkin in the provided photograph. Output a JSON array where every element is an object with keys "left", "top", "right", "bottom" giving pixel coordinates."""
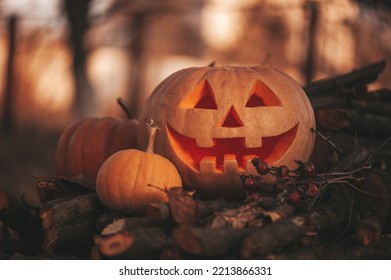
[
  {"left": 137, "top": 66, "right": 316, "bottom": 199},
  {"left": 55, "top": 100, "right": 138, "bottom": 183},
  {"left": 96, "top": 121, "right": 182, "bottom": 212}
]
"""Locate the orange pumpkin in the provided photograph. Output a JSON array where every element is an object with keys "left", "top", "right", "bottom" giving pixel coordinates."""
[
  {"left": 137, "top": 66, "right": 316, "bottom": 199},
  {"left": 55, "top": 99, "right": 138, "bottom": 183},
  {"left": 96, "top": 121, "right": 182, "bottom": 212}
]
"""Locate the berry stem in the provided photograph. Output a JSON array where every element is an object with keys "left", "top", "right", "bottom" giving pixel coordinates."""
[{"left": 317, "top": 165, "right": 370, "bottom": 178}]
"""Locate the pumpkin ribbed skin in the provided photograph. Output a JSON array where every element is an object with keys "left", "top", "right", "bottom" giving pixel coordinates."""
[
  {"left": 96, "top": 147, "right": 182, "bottom": 212},
  {"left": 137, "top": 66, "right": 316, "bottom": 199},
  {"left": 55, "top": 116, "right": 138, "bottom": 182}
]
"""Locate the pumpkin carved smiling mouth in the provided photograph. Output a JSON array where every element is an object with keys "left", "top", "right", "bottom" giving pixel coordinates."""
[{"left": 166, "top": 124, "right": 299, "bottom": 173}]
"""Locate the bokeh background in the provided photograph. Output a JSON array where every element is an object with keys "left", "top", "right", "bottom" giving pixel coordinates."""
[{"left": 1, "top": 0, "right": 391, "bottom": 205}]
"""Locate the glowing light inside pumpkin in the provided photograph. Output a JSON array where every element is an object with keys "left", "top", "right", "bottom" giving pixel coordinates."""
[
  {"left": 169, "top": 76, "right": 300, "bottom": 173},
  {"left": 180, "top": 79, "right": 217, "bottom": 109},
  {"left": 246, "top": 80, "right": 283, "bottom": 107},
  {"left": 181, "top": 78, "right": 282, "bottom": 111},
  {"left": 219, "top": 106, "right": 244, "bottom": 128},
  {"left": 167, "top": 123, "right": 299, "bottom": 173}
]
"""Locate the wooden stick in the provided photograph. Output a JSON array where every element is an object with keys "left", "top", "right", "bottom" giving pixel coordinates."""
[
  {"left": 43, "top": 213, "right": 100, "bottom": 254},
  {"left": 207, "top": 201, "right": 266, "bottom": 229},
  {"left": 167, "top": 188, "right": 244, "bottom": 226},
  {"left": 145, "top": 202, "right": 171, "bottom": 222},
  {"left": 304, "top": 60, "right": 386, "bottom": 95},
  {"left": 174, "top": 204, "right": 308, "bottom": 258},
  {"left": 264, "top": 203, "right": 295, "bottom": 223},
  {"left": 0, "top": 190, "right": 42, "bottom": 245},
  {"left": 328, "top": 143, "right": 369, "bottom": 172},
  {"left": 160, "top": 246, "right": 183, "bottom": 260},
  {"left": 271, "top": 235, "right": 391, "bottom": 260},
  {"left": 35, "top": 176, "right": 93, "bottom": 204},
  {"left": 240, "top": 215, "right": 308, "bottom": 259},
  {"left": 369, "top": 88, "right": 391, "bottom": 102},
  {"left": 0, "top": 220, "right": 4, "bottom": 243},
  {"left": 94, "top": 227, "right": 170, "bottom": 259},
  {"left": 40, "top": 192, "right": 104, "bottom": 231},
  {"left": 167, "top": 188, "right": 201, "bottom": 226},
  {"left": 100, "top": 216, "right": 165, "bottom": 235},
  {"left": 191, "top": 197, "right": 242, "bottom": 220},
  {"left": 94, "top": 231, "right": 134, "bottom": 257},
  {"left": 339, "top": 235, "right": 391, "bottom": 259},
  {"left": 240, "top": 180, "right": 355, "bottom": 259},
  {"left": 354, "top": 215, "right": 382, "bottom": 246},
  {"left": 316, "top": 108, "right": 391, "bottom": 140},
  {"left": 173, "top": 227, "right": 253, "bottom": 257},
  {"left": 0, "top": 221, "right": 40, "bottom": 255},
  {"left": 95, "top": 214, "right": 172, "bottom": 259},
  {"left": 348, "top": 170, "right": 391, "bottom": 232},
  {"left": 263, "top": 169, "right": 390, "bottom": 259},
  {"left": 95, "top": 211, "right": 122, "bottom": 233},
  {"left": 310, "top": 96, "right": 391, "bottom": 117}
]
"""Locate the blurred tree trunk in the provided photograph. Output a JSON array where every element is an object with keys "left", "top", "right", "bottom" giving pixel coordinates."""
[
  {"left": 64, "top": 0, "right": 94, "bottom": 118},
  {"left": 128, "top": 13, "right": 145, "bottom": 117},
  {"left": 2, "top": 16, "right": 17, "bottom": 134},
  {"left": 304, "top": 0, "right": 319, "bottom": 85}
]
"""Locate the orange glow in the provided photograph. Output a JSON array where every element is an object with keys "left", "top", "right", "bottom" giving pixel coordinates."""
[
  {"left": 219, "top": 106, "right": 244, "bottom": 128},
  {"left": 167, "top": 123, "right": 298, "bottom": 173},
  {"left": 180, "top": 79, "right": 217, "bottom": 110},
  {"left": 0, "top": 30, "right": 74, "bottom": 129},
  {"left": 86, "top": 47, "right": 132, "bottom": 117}
]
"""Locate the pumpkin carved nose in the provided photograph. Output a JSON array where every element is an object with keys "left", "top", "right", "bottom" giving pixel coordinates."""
[{"left": 220, "top": 106, "right": 244, "bottom": 128}]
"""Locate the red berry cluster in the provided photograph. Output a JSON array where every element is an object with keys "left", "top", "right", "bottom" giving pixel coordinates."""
[{"left": 241, "top": 157, "right": 320, "bottom": 207}]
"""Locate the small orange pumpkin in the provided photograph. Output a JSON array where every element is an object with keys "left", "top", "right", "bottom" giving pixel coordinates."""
[
  {"left": 137, "top": 66, "right": 316, "bottom": 199},
  {"left": 55, "top": 99, "right": 138, "bottom": 183},
  {"left": 96, "top": 120, "right": 182, "bottom": 212}
]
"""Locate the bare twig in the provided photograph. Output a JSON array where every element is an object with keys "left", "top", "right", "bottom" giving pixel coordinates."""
[{"left": 311, "top": 127, "right": 346, "bottom": 155}]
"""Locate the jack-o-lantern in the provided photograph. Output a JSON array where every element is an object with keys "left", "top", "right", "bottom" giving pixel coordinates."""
[{"left": 137, "top": 66, "right": 315, "bottom": 199}]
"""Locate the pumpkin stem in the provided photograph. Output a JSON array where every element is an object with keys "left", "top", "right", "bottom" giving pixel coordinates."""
[
  {"left": 116, "top": 97, "right": 134, "bottom": 119},
  {"left": 207, "top": 61, "right": 216, "bottom": 67},
  {"left": 146, "top": 119, "right": 159, "bottom": 154},
  {"left": 147, "top": 183, "right": 167, "bottom": 193}
]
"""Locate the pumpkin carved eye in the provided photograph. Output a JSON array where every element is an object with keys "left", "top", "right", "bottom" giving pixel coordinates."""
[
  {"left": 180, "top": 79, "right": 217, "bottom": 109},
  {"left": 245, "top": 80, "right": 282, "bottom": 107}
]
